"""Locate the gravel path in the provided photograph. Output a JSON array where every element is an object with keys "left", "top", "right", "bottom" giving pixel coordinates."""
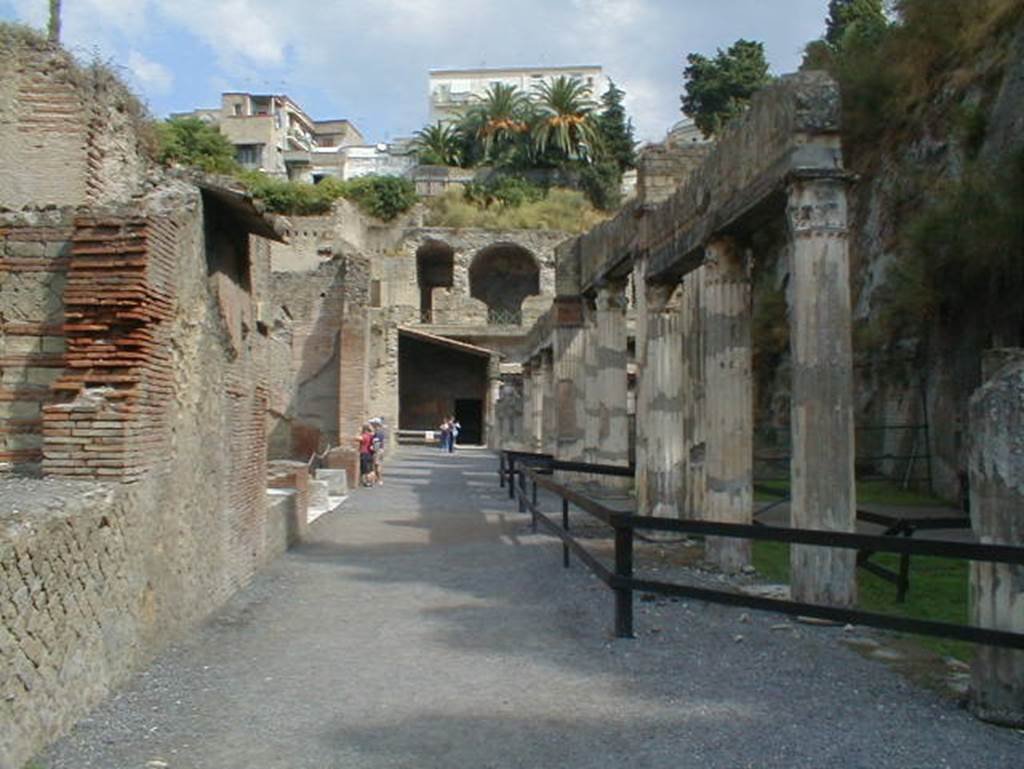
[{"left": 38, "top": 447, "right": 1023, "bottom": 769}]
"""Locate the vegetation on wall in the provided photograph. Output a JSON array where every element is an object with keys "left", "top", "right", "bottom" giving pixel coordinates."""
[
  {"left": 680, "top": 39, "right": 773, "bottom": 138},
  {"left": 879, "top": 149, "right": 1024, "bottom": 337},
  {"left": 237, "top": 173, "right": 418, "bottom": 221},
  {"left": 157, "top": 117, "right": 239, "bottom": 174},
  {"left": 804, "top": 0, "right": 1024, "bottom": 161},
  {"left": 424, "top": 186, "right": 606, "bottom": 233}
]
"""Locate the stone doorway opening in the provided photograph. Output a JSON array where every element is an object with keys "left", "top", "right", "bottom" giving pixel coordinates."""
[
  {"left": 398, "top": 328, "right": 493, "bottom": 443},
  {"left": 469, "top": 243, "right": 539, "bottom": 326},
  {"left": 416, "top": 240, "right": 454, "bottom": 323},
  {"left": 454, "top": 398, "right": 484, "bottom": 445}
]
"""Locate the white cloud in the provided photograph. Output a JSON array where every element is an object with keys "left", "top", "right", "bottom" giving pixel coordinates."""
[
  {"left": 2, "top": 0, "right": 832, "bottom": 142},
  {"left": 127, "top": 49, "right": 173, "bottom": 94},
  {"left": 155, "top": 0, "right": 287, "bottom": 67}
]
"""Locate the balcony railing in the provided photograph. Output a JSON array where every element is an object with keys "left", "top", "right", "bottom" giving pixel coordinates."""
[{"left": 488, "top": 307, "right": 522, "bottom": 326}]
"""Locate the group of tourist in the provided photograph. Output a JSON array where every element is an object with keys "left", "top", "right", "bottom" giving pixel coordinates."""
[
  {"left": 438, "top": 416, "right": 461, "bottom": 453},
  {"left": 357, "top": 417, "right": 388, "bottom": 488}
]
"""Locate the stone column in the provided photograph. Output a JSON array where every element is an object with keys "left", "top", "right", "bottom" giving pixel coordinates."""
[
  {"left": 968, "top": 349, "right": 1024, "bottom": 728},
  {"left": 593, "top": 280, "right": 631, "bottom": 482},
  {"left": 541, "top": 348, "right": 556, "bottom": 456},
  {"left": 641, "top": 281, "right": 684, "bottom": 518},
  {"left": 680, "top": 268, "right": 705, "bottom": 518},
  {"left": 484, "top": 355, "right": 502, "bottom": 448},
  {"left": 582, "top": 295, "right": 600, "bottom": 473},
  {"left": 633, "top": 259, "right": 650, "bottom": 509},
  {"left": 554, "top": 325, "right": 586, "bottom": 464},
  {"left": 702, "top": 237, "right": 753, "bottom": 572},
  {"left": 521, "top": 360, "right": 536, "bottom": 451},
  {"left": 786, "top": 176, "right": 857, "bottom": 607}
]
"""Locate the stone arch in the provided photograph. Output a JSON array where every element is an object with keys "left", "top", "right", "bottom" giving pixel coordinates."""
[
  {"left": 469, "top": 243, "right": 540, "bottom": 326},
  {"left": 416, "top": 239, "right": 454, "bottom": 323}
]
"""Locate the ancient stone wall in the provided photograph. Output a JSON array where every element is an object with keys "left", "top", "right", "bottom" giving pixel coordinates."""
[
  {"left": 0, "top": 31, "right": 149, "bottom": 210},
  {"left": 0, "top": 184, "right": 291, "bottom": 768},
  {"left": 0, "top": 212, "right": 72, "bottom": 471}
]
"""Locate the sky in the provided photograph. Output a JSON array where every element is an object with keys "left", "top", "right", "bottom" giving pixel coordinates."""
[{"left": 1, "top": 0, "right": 831, "bottom": 144}]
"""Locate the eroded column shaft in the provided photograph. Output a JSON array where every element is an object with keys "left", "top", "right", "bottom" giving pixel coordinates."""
[
  {"left": 968, "top": 350, "right": 1024, "bottom": 728},
  {"left": 702, "top": 238, "right": 753, "bottom": 571},
  {"left": 594, "top": 282, "right": 630, "bottom": 486},
  {"left": 681, "top": 268, "right": 706, "bottom": 519},
  {"left": 554, "top": 325, "right": 586, "bottom": 464},
  {"left": 642, "top": 282, "right": 684, "bottom": 517},
  {"left": 787, "top": 177, "right": 857, "bottom": 607}
]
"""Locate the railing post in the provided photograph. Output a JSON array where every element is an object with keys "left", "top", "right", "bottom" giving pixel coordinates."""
[
  {"left": 614, "top": 520, "right": 635, "bottom": 638},
  {"left": 530, "top": 475, "right": 538, "bottom": 533},
  {"left": 562, "top": 498, "right": 570, "bottom": 568},
  {"left": 897, "top": 527, "right": 913, "bottom": 603},
  {"left": 499, "top": 452, "right": 506, "bottom": 488},
  {"left": 517, "top": 471, "right": 526, "bottom": 514},
  {"left": 508, "top": 455, "right": 516, "bottom": 499}
]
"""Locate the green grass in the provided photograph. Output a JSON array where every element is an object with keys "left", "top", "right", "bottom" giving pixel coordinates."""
[
  {"left": 752, "top": 541, "right": 972, "bottom": 660},
  {"left": 754, "top": 478, "right": 949, "bottom": 507}
]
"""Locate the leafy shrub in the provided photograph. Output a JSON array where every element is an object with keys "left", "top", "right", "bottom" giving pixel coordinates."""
[{"left": 338, "top": 175, "right": 418, "bottom": 221}]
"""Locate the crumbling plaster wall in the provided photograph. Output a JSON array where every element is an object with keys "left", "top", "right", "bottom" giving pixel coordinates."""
[
  {"left": 266, "top": 248, "right": 372, "bottom": 459},
  {"left": 0, "top": 33, "right": 149, "bottom": 210},
  {"left": 1, "top": 185, "right": 289, "bottom": 769}
]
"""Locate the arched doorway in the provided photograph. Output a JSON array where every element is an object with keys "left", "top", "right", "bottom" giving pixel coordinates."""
[
  {"left": 416, "top": 240, "right": 454, "bottom": 323},
  {"left": 469, "top": 243, "right": 539, "bottom": 326}
]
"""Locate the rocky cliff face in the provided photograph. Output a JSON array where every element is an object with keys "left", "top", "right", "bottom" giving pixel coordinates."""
[{"left": 847, "top": 18, "right": 1024, "bottom": 500}]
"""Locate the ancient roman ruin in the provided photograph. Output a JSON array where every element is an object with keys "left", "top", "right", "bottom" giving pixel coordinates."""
[{"left": 1, "top": 18, "right": 1022, "bottom": 768}]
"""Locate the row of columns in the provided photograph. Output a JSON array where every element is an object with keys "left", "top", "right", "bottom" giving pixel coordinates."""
[
  {"left": 512, "top": 178, "right": 1020, "bottom": 726},
  {"left": 520, "top": 177, "right": 857, "bottom": 603}
]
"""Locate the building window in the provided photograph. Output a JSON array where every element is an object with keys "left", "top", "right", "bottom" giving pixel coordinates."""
[
  {"left": 235, "top": 144, "right": 264, "bottom": 169},
  {"left": 370, "top": 280, "right": 382, "bottom": 308}
]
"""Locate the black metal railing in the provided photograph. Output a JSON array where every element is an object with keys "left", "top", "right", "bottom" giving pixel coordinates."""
[
  {"left": 499, "top": 450, "right": 1024, "bottom": 649},
  {"left": 752, "top": 483, "right": 972, "bottom": 602}
]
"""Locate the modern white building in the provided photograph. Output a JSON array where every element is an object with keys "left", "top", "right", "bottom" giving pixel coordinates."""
[{"left": 428, "top": 65, "right": 608, "bottom": 125}]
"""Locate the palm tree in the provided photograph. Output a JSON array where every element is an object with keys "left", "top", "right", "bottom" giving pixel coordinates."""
[
  {"left": 531, "top": 76, "right": 601, "bottom": 161},
  {"left": 412, "top": 122, "right": 463, "bottom": 166},
  {"left": 460, "top": 83, "right": 531, "bottom": 161}
]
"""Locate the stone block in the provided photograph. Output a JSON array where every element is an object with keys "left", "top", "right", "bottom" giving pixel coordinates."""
[
  {"left": 308, "top": 479, "right": 330, "bottom": 510},
  {"left": 315, "top": 468, "right": 348, "bottom": 496}
]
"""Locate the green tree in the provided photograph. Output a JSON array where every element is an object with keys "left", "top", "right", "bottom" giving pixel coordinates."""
[
  {"left": 156, "top": 117, "right": 238, "bottom": 174},
  {"left": 596, "top": 80, "right": 636, "bottom": 171},
  {"left": 681, "top": 39, "right": 772, "bottom": 138},
  {"left": 825, "top": 0, "right": 889, "bottom": 52},
  {"left": 412, "top": 122, "right": 463, "bottom": 166},
  {"left": 531, "top": 76, "right": 601, "bottom": 161}
]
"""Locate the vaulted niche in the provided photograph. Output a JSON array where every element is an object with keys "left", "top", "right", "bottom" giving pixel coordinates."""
[
  {"left": 416, "top": 240, "right": 455, "bottom": 323},
  {"left": 469, "top": 243, "right": 539, "bottom": 326}
]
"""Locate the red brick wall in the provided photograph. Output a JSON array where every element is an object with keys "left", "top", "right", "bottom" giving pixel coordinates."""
[{"left": 42, "top": 217, "right": 177, "bottom": 480}]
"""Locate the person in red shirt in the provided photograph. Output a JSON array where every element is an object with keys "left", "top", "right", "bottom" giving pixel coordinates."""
[{"left": 358, "top": 424, "right": 376, "bottom": 487}]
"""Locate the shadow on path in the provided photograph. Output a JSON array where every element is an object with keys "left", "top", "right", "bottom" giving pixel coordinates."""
[{"left": 38, "top": 447, "right": 1023, "bottom": 769}]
